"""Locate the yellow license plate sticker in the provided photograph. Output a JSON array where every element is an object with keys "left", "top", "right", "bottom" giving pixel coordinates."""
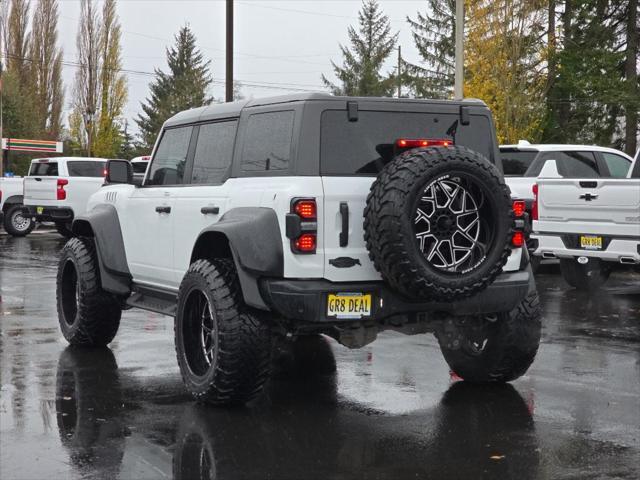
[
  {"left": 36, "top": 207, "right": 44, "bottom": 215},
  {"left": 327, "top": 293, "right": 372, "bottom": 319},
  {"left": 580, "top": 235, "right": 602, "bottom": 250}
]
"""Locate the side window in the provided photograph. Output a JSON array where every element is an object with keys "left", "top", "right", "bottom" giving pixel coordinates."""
[
  {"left": 241, "top": 111, "right": 294, "bottom": 173},
  {"left": 191, "top": 120, "right": 237, "bottom": 184},
  {"left": 550, "top": 151, "right": 599, "bottom": 178},
  {"left": 601, "top": 152, "right": 631, "bottom": 178},
  {"left": 632, "top": 159, "right": 640, "bottom": 179},
  {"left": 146, "top": 126, "right": 192, "bottom": 186}
]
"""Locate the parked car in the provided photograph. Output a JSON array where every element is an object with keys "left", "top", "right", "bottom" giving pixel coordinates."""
[
  {"left": 130, "top": 155, "right": 151, "bottom": 185},
  {"left": 500, "top": 141, "right": 633, "bottom": 270},
  {"left": 23, "top": 157, "right": 109, "bottom": 237},
  {"left": 0, "top": 176, "right": 35, "bottom": 236},
  {"left": 532, "top": 150, "right": 640, "bottom": 290},
  {"left": 55, "top": 94, "right": 541, "bottom": 405}
]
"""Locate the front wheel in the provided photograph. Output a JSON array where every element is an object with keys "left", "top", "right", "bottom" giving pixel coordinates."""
[
  {"left": 175, "top": 259, "right": 272, "bottom": 405},
  {"left": 56, "top": 237, "right": 122, "bottom": 346},
  {"left": 3, "top": 205, "right": 35, "bottom": 236},
  {"left": 437, "top": 290, "right": 541, "bottom": 383}
]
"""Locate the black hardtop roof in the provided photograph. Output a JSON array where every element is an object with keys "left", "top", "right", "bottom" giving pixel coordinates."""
[{"left": 163, "top": 93, "right": 488, "bottom": 127}]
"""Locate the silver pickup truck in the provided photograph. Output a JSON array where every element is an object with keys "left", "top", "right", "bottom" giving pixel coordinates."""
[{"left": 532, "top": 151, "right": 640, "bottom": 290}]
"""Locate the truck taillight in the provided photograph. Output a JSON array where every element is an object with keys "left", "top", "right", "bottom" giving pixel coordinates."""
[
  {"left": 57, "top": 178, "right": 68, "bottom": 200},
  {"left": 512, "top": 200, "right": 526, "bottom": 218},
  {"left": 511, "top": 199, "right": 526, "bottom": 247},
  {"left": 396, "top": 138, "right": 452, "bottom": 148},
  {"left": 288, "top": 198, "right": 317, "bottom": 254},
  {"left": 531, "top": 184, "right": 539, "bottom": 221},
  {"left": 511, "top": 231, "right": 525, "bottom": 247}
]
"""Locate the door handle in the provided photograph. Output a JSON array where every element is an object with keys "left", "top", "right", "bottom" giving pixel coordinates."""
[
  {"left": 155, "top": 206, "right": 171, "bottom": 214},
  {"left": 201, "top": 206, "right": 220, "bottom": 215},
  {"left": 339, "top": 202, "right": 349, "bottom": 247},
  {"left": 34, "top": 177, "right": 42, "bottom": 182}
]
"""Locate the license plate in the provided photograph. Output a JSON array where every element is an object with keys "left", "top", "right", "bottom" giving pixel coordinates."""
[
  {"left": 36, "top": 207, "right": 44, "bottom": 215},
  {"left": 580, "top": 235, "right": 602, "bottom": 250},
  {"left": 327, "top": 293, "right": 372, "bottom": 319}
]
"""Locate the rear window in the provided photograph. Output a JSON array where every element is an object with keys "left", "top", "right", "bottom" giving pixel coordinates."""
[
  {"left": 500, "top": 149, "right": 538, "bottom": 176},
  {"left": 30, "top": 162, "right": 58, "bottom": 176},
  {"left": 132, "top": 162, "right": 148, "bottom": 174},
  {"left": 320, "top": 110, "right": 495, "bottom": 175},
  {"left": 67, "top": 161, "right": 106, "bottom": 177},
  {"left": 524, "top": 151, "right": 599, "bottom": 178}
]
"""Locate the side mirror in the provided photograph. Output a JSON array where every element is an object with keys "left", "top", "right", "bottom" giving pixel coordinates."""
[
  {"left": 105, "top": 160, "right": 133, "bottom": 184},
  {"left": 538, "top": 159, "right": 562, "bottom": 178}
]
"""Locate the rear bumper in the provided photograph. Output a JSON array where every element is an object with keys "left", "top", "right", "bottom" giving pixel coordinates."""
[
  {"left": 260, "top": 270, "right": 532, "bottom": 324},
  {"left": 23, "top": 205, "right": 74, "bottom": 223},
  {"left": 533, "top": 233, "right": 640, "bottom": 264}
]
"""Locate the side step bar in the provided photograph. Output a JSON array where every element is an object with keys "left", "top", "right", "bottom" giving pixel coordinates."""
[{"left": 126, "top": 284, "right": 178, "bottom": 317}]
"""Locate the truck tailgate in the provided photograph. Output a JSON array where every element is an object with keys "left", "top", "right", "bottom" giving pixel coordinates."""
[
  {"left": 24, "top": 177, "right": 59, "bottom": 202},
  {"left": 536, "top": 178, "right": 640, "bottom": 237}
]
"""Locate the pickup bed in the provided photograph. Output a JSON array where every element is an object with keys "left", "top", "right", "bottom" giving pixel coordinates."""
[
  {"left": 532, "top": 154, "right": 640, "bottom": 289},
  {"left": 23, "top": 157, "right": 108, "bottom": 237}
]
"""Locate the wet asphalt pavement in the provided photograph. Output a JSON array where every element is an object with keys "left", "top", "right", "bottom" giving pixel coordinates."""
[{"left": 1, "top": 232, "right": 639, "bottom": 480}]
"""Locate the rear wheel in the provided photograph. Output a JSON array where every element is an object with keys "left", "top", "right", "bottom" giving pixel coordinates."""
[
  {"left": 56, "top": 237, "right": 121, "bottom": 346},
  {"left": 175, "top": 259, "right": 272, "bottom": 405},
  {"left": 437, "top": 290, "right": 541, "bottom": 383},
  {"left": 559, "top": 258, "right": 610, "bottom": 291},
  {"left": 3, "top": 205, "right": 35, "bottom": 237},
  {"left": 55, "top": 222, "right": 74, "bottom": 238}
]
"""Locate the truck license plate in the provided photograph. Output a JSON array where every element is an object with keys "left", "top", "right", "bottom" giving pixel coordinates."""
[
  {"left": 327, "top": 293, "right": 372, "bottom": 319},
  {"left": 36, "top": 207, "right": 44, "bottom": 215},
  {"left": 580, "top": 235, "right": 602, "bottom": 250}
]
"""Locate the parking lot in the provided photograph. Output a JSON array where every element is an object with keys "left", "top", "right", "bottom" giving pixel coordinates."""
[{"left": 1, "top": 231, "right": 639, "bottom": 479}]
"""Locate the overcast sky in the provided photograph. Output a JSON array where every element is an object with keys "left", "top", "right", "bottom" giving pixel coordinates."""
[{"left": 55, "top": 0, "right": 431, "bottom": 137}]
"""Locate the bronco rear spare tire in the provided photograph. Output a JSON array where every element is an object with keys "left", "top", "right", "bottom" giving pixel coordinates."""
[{"left": 364, "top": 146, "right": 513, "bottom": 301}]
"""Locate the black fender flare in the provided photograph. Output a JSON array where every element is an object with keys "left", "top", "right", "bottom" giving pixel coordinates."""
[
  {"left": 72, "top": 204, "right": 132, "bottom": 297},
  {"left": 194, "top": 207, "right": 283, "bottom": 310},
  {"left": 2, "top": 195, "right": 24, "bottom": 211}
]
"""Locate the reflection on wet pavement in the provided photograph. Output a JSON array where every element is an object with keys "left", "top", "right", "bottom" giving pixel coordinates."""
[{"left": 1, "top": 234, "right": 639, "bottom": 479}]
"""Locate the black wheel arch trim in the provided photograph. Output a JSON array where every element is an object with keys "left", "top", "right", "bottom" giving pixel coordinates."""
[
  {"left": 2, "top": 195, "right": 24, "bottom": 211},
  {"left": 72, "top": 204, "right": 132, "bottom": 297},
  {"left": 194, "top": 207, "right": 284, "bottom": 310}
]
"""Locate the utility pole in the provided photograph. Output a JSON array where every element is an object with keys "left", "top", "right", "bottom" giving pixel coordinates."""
[
  {"left": 454, "top": 0, "right": 464, "bottom": 100},
  {"left": 225, "top": 0, "right": 234, "bottom": 103},
  {"left": 397, "top": 45, "right": 402, "bottom": 98}
]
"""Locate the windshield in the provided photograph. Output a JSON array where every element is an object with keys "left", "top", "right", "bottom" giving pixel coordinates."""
[
  {"left": 320, "top": 110, "right": 495, "bottom": 175},
  {"left": 500, "top": 149, "right": 538, "bottom": 176}
]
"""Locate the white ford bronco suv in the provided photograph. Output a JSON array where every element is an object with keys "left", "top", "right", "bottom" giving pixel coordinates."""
[{"left": 55, "top": 94, "right": 541, "bottom": 405}]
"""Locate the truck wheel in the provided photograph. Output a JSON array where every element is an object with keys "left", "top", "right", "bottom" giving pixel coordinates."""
[
  {"left": 175, "top": 258, "right": 272, "bottom": 405},
  {"left": 437, "top": 291, "right": 541, "bottom": 383},
  {"left": 559, "top": 258, "right": 610, "bottom": 291},
  {"left": 364, "top": 146, "right": 514, "bottom": 301},
  {"left": 56, "top": 237, "right": 122, "bottom": 346},
  {"left": 55, "top": 222, "right": 74, "bottom": 238},
  {"left": 3, "top": 205, "right": 35, "bottom": 237}
]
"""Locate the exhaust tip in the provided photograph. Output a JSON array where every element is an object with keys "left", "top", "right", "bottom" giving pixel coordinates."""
[
  {"left": 541, "top": 252, "right": 556, "bottom": 259},
  {"left": 619, "top": 257, "right": 638, "bottom": 265}
]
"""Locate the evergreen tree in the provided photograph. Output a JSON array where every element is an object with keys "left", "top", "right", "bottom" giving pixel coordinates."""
[
  {"left": 322, "top": 0, "right": 398, "bottom": 97},
  {"left": 136, "top": 26, "right": 213, "bottom": 147},
  {"left": 405, "top": 0, "right": 455, "bottom": 99}
]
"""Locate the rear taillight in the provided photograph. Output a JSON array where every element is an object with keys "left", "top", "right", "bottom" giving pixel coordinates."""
[
  {"left": 288, "top": 198, "right": 317, "bottom": 254},
  {"left": 511, "top": 199, "right": 526, "bottom": 247},
  {"left": 57, "top": 178, "right": 68, "bottom": 200},
  {"left": 531, "top": 184, "right": 539, "bottom": 221}
]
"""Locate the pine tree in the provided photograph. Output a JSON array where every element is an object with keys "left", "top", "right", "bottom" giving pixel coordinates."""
[
  {"left": 136, "top": 26, "right": 213, "bottom": 147},
  {"left": 322, "top": 0, "right": 398, "bottom": 97},
  {"left": 623, "top": 0, "right": 638, "bottom": 155},
  {"left": 405, "top": 0, "right": 455, "bottom": 99}
]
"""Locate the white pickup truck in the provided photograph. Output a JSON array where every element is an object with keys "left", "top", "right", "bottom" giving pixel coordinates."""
[
  {"left": 532, "top": 151, "right": 640, "bottom": 290},
  {"left": 23, "top": 157, "right": 108, "bottom": 237},
  {"left": 0, "top": 177, "right": 35, "bottom": 236}
]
